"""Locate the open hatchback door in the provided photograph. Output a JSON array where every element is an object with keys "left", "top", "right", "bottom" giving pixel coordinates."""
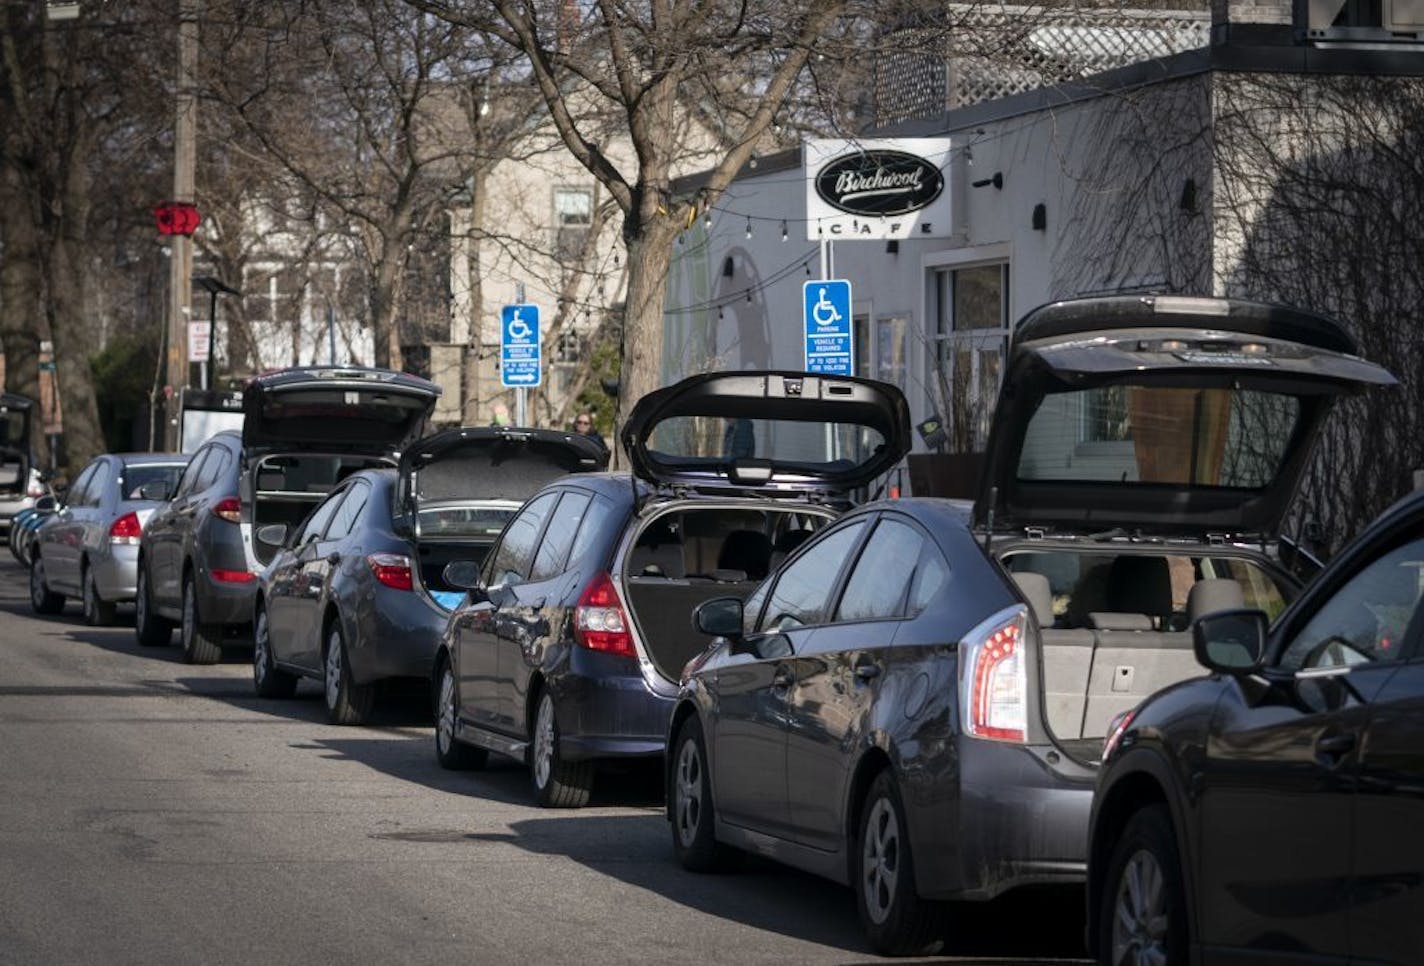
[
  {"left": 622, "top": 370, "right": 911, "bottom": 501},
  {"left": 0, "top": 393, "right": 35, "bottom": 499},
  {"left": 242, "top": 367, "right": 440, "bottom": 458},
  {"left": 976, "top": 295, "right": 1396, "bottom": 537}
]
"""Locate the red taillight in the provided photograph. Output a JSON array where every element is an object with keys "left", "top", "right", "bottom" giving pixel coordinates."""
[
  {"left": 574, "top": 571, "right": 635, "bottom": 658},
  {"left": 961, "top": 606, "right": 1028, "bottom": 743},
  {"left": 1103, "top": 709, "right": 1137, "bottom": 762},
  {"left": 211, "top": 568, "right": 256, "bottom": 583},
  {"left": 367, "top": 553, "right": 413, "bottom": 591},
  {"left": 212, "top": 497, "right": 241, "bottom": 523},
  {"left": 109, "top": 511, "right": 142, "bottom": 545}
]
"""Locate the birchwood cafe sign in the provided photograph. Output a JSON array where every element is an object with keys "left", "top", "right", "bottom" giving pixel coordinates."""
[{"left": 804, "top": 138, "right": 953, "bottom": 241}]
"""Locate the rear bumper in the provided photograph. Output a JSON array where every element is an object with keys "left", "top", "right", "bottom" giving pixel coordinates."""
[
  {"left": 196, "top": 568, "right": 258, "bottom": 627},
  {"left": 911, "top": 739, "right": 1094, "bottom": 901},
  {"left": 91, "top": 547, "right": 140, "bottom": 602},
  {"left": 550, "top": 649, "right": 676, "bottom": 762},
  {"left": 343, "top": 586, "right": 445, "bottom": 684}
]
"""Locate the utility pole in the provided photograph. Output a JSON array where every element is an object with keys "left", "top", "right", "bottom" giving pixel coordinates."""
[{"left": 165, "top": 0, "right": 198, "bottom": 451}]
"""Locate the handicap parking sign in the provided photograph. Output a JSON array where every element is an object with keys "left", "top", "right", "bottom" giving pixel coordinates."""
[
  {"left": 803, "top": 280, "right": 853, "bottom": 376},
  {"left": 500, "top": 304, "right": 541, "bottom": 387}
]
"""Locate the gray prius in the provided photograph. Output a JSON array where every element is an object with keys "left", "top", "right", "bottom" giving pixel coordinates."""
[{"left": 29, "top": 452, "right": 191, "bottom": 625}]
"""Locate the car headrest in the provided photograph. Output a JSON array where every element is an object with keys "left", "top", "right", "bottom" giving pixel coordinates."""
[
  {"left": 1011, "top": 571, "right": 1054, "bottom": 626},
  {"left": 1108, "top": 555, "right": 1174, "bottom": 620},
  {"left": 717, "top": 530, "right": 772, "bottom": 582},
  {"left": 1088, "top": 612, "right": 1156, "bottom": 631},
  {"left": 1188, "top": 578, "right": 1246, "bottom": 623}
]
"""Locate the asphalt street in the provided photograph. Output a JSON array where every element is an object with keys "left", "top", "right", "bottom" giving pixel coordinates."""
[{"left": 0, "top": 557, "right": 1090, "bottom": 966}]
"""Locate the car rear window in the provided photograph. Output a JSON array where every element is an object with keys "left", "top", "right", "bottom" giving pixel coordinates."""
[
  {"left": 1018, "top": 386, "right": 1301, "bottom": 489},
  {"left": 122, "top": 464, "right": 186, "bottom": 500}
]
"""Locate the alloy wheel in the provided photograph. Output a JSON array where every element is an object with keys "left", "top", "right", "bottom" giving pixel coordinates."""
[
  {"left": 1111, "top": 848, "right": 1169, "bottom": 966},
  {"left": 674, "top": 737, "right": 703, "bottom": 849},
  {"left": 861, "top": 797, "right": 901, "bottom": 926},
  {"left": 533, "top": 695, "right": 555, "bottom": 790},
  {"left": 83, "top": 569, "right": 96, "bottom": 620},
  {"left": 30, "top": 559, "right": 47, "bottom": 608},
  {"left": 437, "top": 666, "right": 458, "bottom": 755},
  {"left": 182, "top": 583, "right": 195, "bottom": 646},
  {"left": 136, "top": 570, "right": 148, "bottom": 625},
  {"left": 254, "top": 610, "right": 270, "bottom": 687},
  {"left": 325, "top": 631, "right": 343, "bottom": 711}
]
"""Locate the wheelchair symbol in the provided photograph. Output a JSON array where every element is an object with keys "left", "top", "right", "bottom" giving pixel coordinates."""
[
  {"left": 812, "top": 287, "right": 842, "bottom": 326},
  {"left": 506, "top": 309, "right": 533, "bottom": 341}
]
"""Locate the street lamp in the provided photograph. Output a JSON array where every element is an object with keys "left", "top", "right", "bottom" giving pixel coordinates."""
[{"left": 193, "top": 276, "right": 241, "bottom": 390}]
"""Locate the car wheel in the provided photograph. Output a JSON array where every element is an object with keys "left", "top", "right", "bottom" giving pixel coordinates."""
[
  {"left": 29, "top": 555, "right": 65, "bottom": 615},
  {"left": 1099, "top": 804, "right": 1187, "bottom": 966},
  {"left": 434, "top": 657, "right": 487, "bottom": 770},
  {"left": 134, "top": 564, "right": 173, "bottom": 646},
  {"left": 82, "top": 564, "right": 117, "bottom": 627},
  {"left": 855, "top": 770, "right": 944, "bottom": 957},
  {"left": 530, "top": 690, "right": 593, "bottom": 808},
  {"left": 180, "top": 575, "right": 223, "bottom": 665},
  {"left": 252, "top": 605, "right": 298, "bottom": 699},
  {"left": 323, "top": 622, "right": 374, "bottom": 725},
  {"left": 670, "top": 714, "right": 735, "bottom": 871}
]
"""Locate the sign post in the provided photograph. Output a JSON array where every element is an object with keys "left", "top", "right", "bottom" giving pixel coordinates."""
[
  {"left": 500, "top": 303, "right": 541, "bottom": 425},
  {"left": 803, "top": 279, "right": 853, "bottom": 376}
]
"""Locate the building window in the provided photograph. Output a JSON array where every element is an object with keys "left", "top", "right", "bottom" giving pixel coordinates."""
[
  {"left": 553, "top": 187, "right": 593, "bottom": 260},
  {"left": 930, "top": 263, "right": 1008, "bottom": 452}
]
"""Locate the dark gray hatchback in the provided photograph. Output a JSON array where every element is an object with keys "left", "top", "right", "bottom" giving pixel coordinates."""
[{"left": 433, "top": 370, "right": 910, "bottom": 807}]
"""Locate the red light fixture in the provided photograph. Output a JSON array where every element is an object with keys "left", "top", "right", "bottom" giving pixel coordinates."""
[
  {"left": 211, "top": 569, "right": 256, "bottom": 583},
  {"left": 574, "top": 571, "right": 635, "bottom": 658},
  {"left": 154, "top": 201, "right": 201, "bottom": 236},
  {"left": 962, "top": 608, "right": 1028, "bottom": 743},
  {"left": 211, "top": 497, "right": 241, "bottom": 523},
  {"left": 109, "top": 511, "right": 143, "bottom": 545},
  {"left": 367, "top": 553, "right": 413, "bottom": 591}
]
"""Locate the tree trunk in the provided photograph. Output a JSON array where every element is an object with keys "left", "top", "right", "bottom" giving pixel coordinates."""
[
  {"left": 0, "top": 167, "right": 45, "bottom": 404},
  {"left": 616, "top": 217, "right": 680, "bottom": 448}
]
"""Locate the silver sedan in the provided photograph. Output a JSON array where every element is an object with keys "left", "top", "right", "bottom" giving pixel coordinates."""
[{"left": 29, "top": 452, "right": 190, "bottom": 625}]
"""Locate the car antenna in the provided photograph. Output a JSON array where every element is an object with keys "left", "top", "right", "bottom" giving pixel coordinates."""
[{"left": 982, "top": 485, "right": 997, "bottom": 554}]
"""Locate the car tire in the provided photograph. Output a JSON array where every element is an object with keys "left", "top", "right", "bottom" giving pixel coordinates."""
[
  {"left": 252, "top": 604, "right": 298, "bottom": 699},
  {"left": 670, "top": 714, "right": 735, "bottom": 871},
  {"left": 82, "top": 563, "right": 117, "bottom": 627},
  {"left": 434, "top": 657, "right": 487, "bottom": 770},
  {"left": 855, "top": 770, "right": 944, "bottom": 957},
  {"left": 134, "top": 564, "right": 173, "bottom": 646},
  {"left": 530, "top": 690, "right": 592, "bottom": 808},
  {"left": 1098, "top": 804, "right": 1188, "bottom": 966},
  {"left": 180, "top": 575, "right": 223, "bottom": 665},
  {"left": 29, "top": 555, "right": 65, "bottom": 615},
  {"left": 323, "top": 622, "right": 374, "bottom": 726}
]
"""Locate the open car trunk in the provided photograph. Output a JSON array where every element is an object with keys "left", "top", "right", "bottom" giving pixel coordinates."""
[
  {"left": 0, "top": 393, "right": 34, "bottom": 498},
  {"left": 250, "top": 453, "right": 390, "bottom": 566},
  {"left": 622, "top": 505, "right": 830, "bottom": 682}
]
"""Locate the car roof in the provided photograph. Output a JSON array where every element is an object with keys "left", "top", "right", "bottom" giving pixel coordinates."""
[{"left": 115, "top": 452, "right": 192, "bottom": 465}]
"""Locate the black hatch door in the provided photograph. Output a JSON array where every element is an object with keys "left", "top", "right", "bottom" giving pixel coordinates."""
[
  {"left": 0, "top": 393, "right": 34, "bottom": 496},
  {"left": 622, "top": 371, "right": 911, "bottom": 499},
  {"left": 242, "top": 367, "right": 440, "bottom": 458},
  {"left": 975, "top": 295, "right": 1396, "bottom": 537},
  {"left": 397, "top": 427, "right": 608, "bottom": 536}
]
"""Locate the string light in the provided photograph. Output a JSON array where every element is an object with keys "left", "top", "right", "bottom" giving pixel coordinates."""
[
  {"left": 745, "top": 289, "right": 752, "bottom": 303},
  {"left": 704, "top": 209, "right": 711, "bottom": 228},
  {"left": 745, "top": 217, "right": 752, "bottom": 239},
  {"left": 781, "top": 220, "right": 788, "bottom": 241},
  {"left": 718, "top": 306, "right": 724, "bottom": 320}
]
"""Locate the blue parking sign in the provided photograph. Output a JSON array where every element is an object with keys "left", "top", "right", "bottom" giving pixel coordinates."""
[
  {"left": 804, "top": 280, "right": 853, "bottom": 376},
  {"left": 500, "top": 304, "right": 541, "bottom": 387}
]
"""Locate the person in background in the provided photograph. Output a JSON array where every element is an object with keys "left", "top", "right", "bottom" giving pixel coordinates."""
[{"left": 573, "top": 412, "right": 607, "bottom": 450}]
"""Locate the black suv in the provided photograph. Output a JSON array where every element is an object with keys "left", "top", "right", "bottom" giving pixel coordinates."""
[{"left": 433, "top": 370, "right": 910, "bottom": 806}]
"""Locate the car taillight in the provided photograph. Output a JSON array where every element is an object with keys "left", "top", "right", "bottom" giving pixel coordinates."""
[
  {"left": 1103, "top": 709, "right": 1137, "bottom": 762},
  {"left": 960, "top": 605, "right": 1029, "bottom": 743},
  {"left": 109, "top": 511, "right": 143, "bottom": 545},
  {"left": 211, "top": 569, "right": 256, "bottom": 583},
  {"left": 212, "top": 497, "right": 241, "bottom": 523},
  {"left": 367, "top": 553, "right": 413, "bottom": 591},
  {"left": 574, "top": 571, "right": 635, "bottom": 658}
]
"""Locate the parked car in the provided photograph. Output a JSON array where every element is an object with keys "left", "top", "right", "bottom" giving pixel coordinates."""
[
  {"left": 0, "top": 392, "right": 40, "bottom": 537},
  {"left": 10, "top": 488, "right": 58, "bottom": 567},
  {"left": 433, "top": 370, "right": 910, "bottom": 807},
  {"left": 665, "top": 295, "right": 1395, "bottom": 956},
  {"left": 252, "top": 427, "right": 607, "bottom": 724},
  {"left": 136, "top": 367, "right": 441, "bottom": 663},
  {"left": 28, "top": 453, "right": 190, "bottom": 624},
  {"left": 1088, "top": 486, "right": 1424, "bottom": 966}
]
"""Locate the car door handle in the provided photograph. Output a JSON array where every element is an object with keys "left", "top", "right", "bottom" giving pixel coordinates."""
[
  {"left": 772, "top": 666, "right": 794, "bottom": 690},
  {"left": 853, "top": 663, "right": 881, "bottom": 681}
]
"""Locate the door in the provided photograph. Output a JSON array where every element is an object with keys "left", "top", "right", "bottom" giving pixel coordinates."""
[
  {"left": 712, "top": 519, "right": 867, "bottom": 837},
  {"left": 1345, "top": 533, "right": 1424, "bottom": 966},
  {"left": 1196, "top": 533, "right": 1419, "bottom": 963},
  {"left": 285, "top": 490, "right": 348, "bottom": 672},
  {"left": 153, "top": 447, "right": 211, "bottom": 607},
  {"left": 457, "top": 491, "right": 557, "bottom": 735},
  {"left": 46, "top": 461, "right": 99, "bottom": 592},
  {"left": 74, "top": 459, "right": 114, "bottom": 588},
  {"left": 785, "top": 517, "right": 932, "bottom": 850}
]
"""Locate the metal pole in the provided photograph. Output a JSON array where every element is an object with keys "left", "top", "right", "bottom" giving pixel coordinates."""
[
  {"left": 201, "top": 287, "right": 216, "bottom": 390},
  {"left": 165, "top": 0, "right": 199, "bottom": 451},
  {"left": 327, "top": 303, "right": 336, "bottom": 365},
  {"left": 516, "top": 387, "right": 527, "bottom": 427}
]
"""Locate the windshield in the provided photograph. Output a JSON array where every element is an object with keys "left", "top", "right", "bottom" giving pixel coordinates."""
[
  {"left": 1017, "top": 386, "right": 1300, "bottom": 489},
  {"left": 122, "top": 464, "right": 186, "bottom": 500},
  {"left": 647, "top": 416, "right": 886, "bottom": 477},
  {"left": 417, "top": 506, "right": 517, "bottom": 538}
]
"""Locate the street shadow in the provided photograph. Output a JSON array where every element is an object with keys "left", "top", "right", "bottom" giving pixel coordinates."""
[{"left": 171, "top": 673, "right": 437, "bottom": 728}]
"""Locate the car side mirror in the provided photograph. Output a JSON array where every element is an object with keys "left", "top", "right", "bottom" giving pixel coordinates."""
[
  {"left": 256, "top": 523, "right": 288, "bottom": 547},
  {"left": 138, "top": 480, "right": 171, "bottom": 501},
  {"left": 442, "top": 560, "right": 486, "bottom": 595},
  {"left": 1193, "top": 608, "right": 1268, "bottom": 675},
  {"left": 694, "top": 596, "right": 744, "bottom": 638},
  {"left": 34, "top": 495, "right": 57, "bottom": 513}
]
